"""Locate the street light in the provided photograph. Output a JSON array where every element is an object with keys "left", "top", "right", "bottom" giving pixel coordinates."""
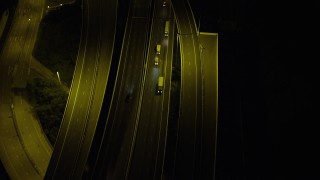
[
  {"left": 57, "top": 72, "right": 61, "bottom": 85},
  {"left": 27, "top": 18, "right": 31, "bottom": 75}
]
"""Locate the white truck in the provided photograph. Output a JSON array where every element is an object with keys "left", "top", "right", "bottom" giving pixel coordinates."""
[
  {"left": 156, "top": 44, "right": 161, "bottom": 54},
  {"left": 157, "top": 76, "right": 164, "bottom": 94},
  {"left": 164, "top": 20, "right": 169, "bottom": 37},
  {"left": 155, "top": 56, "right": 159, "bottom": 65}
]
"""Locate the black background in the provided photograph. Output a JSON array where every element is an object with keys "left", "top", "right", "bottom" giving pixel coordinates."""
[{"left": 189, "top": 0, "right": 319, "bottom": 179}]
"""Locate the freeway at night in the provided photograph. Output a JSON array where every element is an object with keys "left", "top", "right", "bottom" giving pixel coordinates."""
[
  {"left": 167, "top": 0, "right": 204, "bottom": 179},
  {"left": 1, "top": 0, "right": 218, "bottom": 179},
  {"left": 44, "top": 0, "right": 118, "bottom": 179},
  {"left": 46, "top": 0, "right": 217, "bottom": 179},
  {"left": 83, "top": 0, "right": 177, "bottom": 179},
  {"left": 0, "top": 0, "right": 52, "bottom": 179},
  {"left": 86, "top": 0, "right": 156, "bottom": 178},
  {"left": 127, "top": 1, "right": 174, "bottom": 179}
]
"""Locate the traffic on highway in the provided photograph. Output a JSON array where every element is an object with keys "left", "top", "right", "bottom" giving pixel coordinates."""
[{"left": 0, "top": 0, "right": 218, "bottom": 179}]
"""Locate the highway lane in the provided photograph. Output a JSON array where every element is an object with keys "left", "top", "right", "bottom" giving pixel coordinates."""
[
  {"left": 153, "top": 26, "right": 174, "bottom": 179},
  {"left": 12, "top": 0, "right": 45, "bottom": 89},
  {"left": 0, "top": 0, "right": 49, "bottom": 179},
  {"left": 45, "top": 0, "right": 118, "bottom": 178},
  {"left": 5, "top": 1, "right": 32, "bottom": 88},
  {"left": 72, "top": 0, "right": 120, "bottom": 177},
  {"left": 127, "top": 0, "right": 174, "bottom": 179},
  {"left": 45, "top": 0, "right": 97, "bottom": 177},
  {"left": 168, "top": 0, "right": 203, "bottom": 179},
  {"left": 106, "top": 19, "right": 149, "bottom": 179},
  {"left": 46, "top": 0, "right": 76, "bottom": 9},
  {"left": 11, "top": 0, "right": 53, "bottom": 177},
  {"left": 87, "top": 0, "right": 153, "bottom": 179},
  {"left": 0, "top": 67, "right": 41, "bottom": 180}
]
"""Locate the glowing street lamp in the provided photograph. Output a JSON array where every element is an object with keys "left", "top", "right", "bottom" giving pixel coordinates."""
[{"left": 57, "top": 72, "right": 61, "bottom": 85}]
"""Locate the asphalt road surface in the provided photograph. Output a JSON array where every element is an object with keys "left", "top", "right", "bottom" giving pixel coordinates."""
[
  {"left": 44, "top": 0, "right": 118, "bottom": 179},
  {"left": 11, "top": 0, "right": 45, "bottom": 89},
  {"left": 87, "top": 0, "right": 155, "bottom": 179},
  {"left": 0, "top": 0, "right": 48, "bottom": 179},
  {"left": 127, "top": 0, "right": 174, "bottom": 179},
  {"left": 168, "top": 0, "right": 203, "bottom": 179}
]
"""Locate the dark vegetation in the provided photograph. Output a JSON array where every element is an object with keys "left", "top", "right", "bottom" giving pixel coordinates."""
[
  {"left": 0, "top": 0, "right": 17, "bottom": 16},
  {"left": 33, "top": 3, "right": 81, "bottom": 86},
  {"left": 163, "top": 26, "right": 181, "bottom": 178},
  {"left": 28, "top": 3, "right": 82, "bottom": 145},
  {"left": 26, "top": 78, "right": 68, "bottom": 145},
  {"left": 0, "top": 0, "right": 18, "bottom": 55}
]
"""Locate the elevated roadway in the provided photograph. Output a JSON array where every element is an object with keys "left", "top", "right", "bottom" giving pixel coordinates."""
[
  {"left": 86, "top": 0, "right": 154, "bottom": 179},
  {"left": 44, "top": 0, "right": 118, "bottom": 178},
  {"left": 45, "top": 0, "right": 218, "bottom": 179},
  {"left": 0, "top": 0, "right": 51, "bottom": 179},
  {"left": 127, "top": 0, "right": 174, "bottom": 179},
  {"left": 165, "top": 0, "right": 207, "bottom": 179}
]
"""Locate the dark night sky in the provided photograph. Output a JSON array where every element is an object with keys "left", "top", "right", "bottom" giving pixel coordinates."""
[{"left": 189, "top": 0, "right": 319, "bottom": 179}]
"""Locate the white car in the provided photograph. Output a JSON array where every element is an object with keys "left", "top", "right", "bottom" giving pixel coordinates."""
[
  {"left": 163, "top": 2, "right": 167, "bottom": 6},
  {"left": 155, "top": 57, "right": 159, "bottom": 65}
]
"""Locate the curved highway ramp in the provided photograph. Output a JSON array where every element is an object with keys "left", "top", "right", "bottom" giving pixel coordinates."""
[{"left": 44, "top": 0, "right": 118, "bottom": 179}]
